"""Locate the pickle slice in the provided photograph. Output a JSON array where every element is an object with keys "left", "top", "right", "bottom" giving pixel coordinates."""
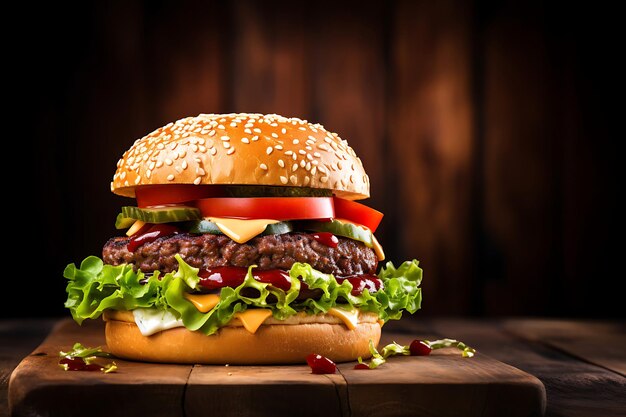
[
  {"left": 119, "top": 206, "right": 201, "bottom": 225},
  {"left": 301, "top": 219, "right": 374, "bottom": 248},
  {"left": 182, "top": 219, "right": 293, "bottom": 236}
]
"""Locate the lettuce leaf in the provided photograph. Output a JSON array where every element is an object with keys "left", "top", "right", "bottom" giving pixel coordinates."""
[{"left": 64, "top": 256, "right": 422, "bottom": 335}]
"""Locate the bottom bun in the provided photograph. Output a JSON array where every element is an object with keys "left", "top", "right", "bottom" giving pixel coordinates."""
[{"left": 105, "top": 312, "right": 382, "bottom": 364}]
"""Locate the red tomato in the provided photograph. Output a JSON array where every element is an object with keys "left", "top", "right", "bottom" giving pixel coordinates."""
[
  {"left": 195, "top": 197, "right": 334, "bottom": 220},
  {"left": 136, "top": 185, "right": 223, "bottom": 207},
  {"left": 333, "top": 197, "right": 383, "bottom": 232}
]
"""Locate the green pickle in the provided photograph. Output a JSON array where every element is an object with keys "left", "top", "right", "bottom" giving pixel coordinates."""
[
  {"left": 116, "top": 206, "right": 201, "bottom": 228},
  {"left": 182, "top": 219, "right": 293, "bottom": 236},
  {"left": 301, "top": 219, "right": 374, "bottom": 247}
]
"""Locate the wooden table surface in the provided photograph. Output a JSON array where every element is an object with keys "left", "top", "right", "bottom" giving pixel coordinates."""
[{"left": 1, "top": 318, "right": 624, "bottom": 417}]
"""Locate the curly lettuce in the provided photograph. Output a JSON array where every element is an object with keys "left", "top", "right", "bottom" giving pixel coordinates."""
[{"left": 64, "top": 256, "right": 422, "bottom": 335}]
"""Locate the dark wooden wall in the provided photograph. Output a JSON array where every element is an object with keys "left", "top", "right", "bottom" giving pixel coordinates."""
[{"left": 8, "top": 0, "right": 620, "bottom": 318}]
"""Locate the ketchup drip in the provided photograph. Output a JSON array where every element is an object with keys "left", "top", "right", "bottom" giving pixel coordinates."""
[
  {"left": 59, "top": 357, "right": 102, "bottom": 372},
  {"left": 199, "top": 267, "right": 292, "bottom": 291},
  {"left": 336, "top": 274, "right": 383, "bottom": 296},
  {"left": 128, "top": 224, "right": 180, "bottom": 252},
  {"left": 197, "top": 267, "right": 383, "bottom": 296},
  {"left": 312, "top": 232, "right": 338, "bottom": 248}
]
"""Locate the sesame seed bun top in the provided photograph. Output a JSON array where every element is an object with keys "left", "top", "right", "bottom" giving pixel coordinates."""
[{"left": 111, "top": 113, "right": 370, "bottom": 200}]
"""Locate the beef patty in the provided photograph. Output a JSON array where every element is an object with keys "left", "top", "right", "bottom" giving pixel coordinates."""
[{"left": 103, "top": 232, "right": 377, "bottom": 276}]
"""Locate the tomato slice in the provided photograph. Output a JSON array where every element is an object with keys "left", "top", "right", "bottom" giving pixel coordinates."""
[
  {"left": 333, "top": 197, "right": 383, "bottom": 232},
  {"left": 136, "top": 185, "right": 223, "bottom": 207},
  {"left": 195, "top": 197, "right": 334, "bottom": 220}
]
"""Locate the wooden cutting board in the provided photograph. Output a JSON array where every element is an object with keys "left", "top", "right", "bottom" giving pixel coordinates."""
[{"left": 9, "top": 319, "right": 545, "bottom": 417}]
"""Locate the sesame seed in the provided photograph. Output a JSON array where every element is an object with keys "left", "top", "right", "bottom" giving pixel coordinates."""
[
  {"left": 179, "top": 150, "right": 186, "bottom": 158},
  {"left": 218, "top": 124, "right": 225, "bottom": 130},
  {"left": 292, "top": 164, "right": 298, "bottom": 172},
  {"left": 292, "top": 153, "right": 297, "bottom": 160},
  {"left": 292, "top": 139, "right": 299, "bottom": 145},
  {"left": 165, "top": 158, "right": 173, "bottom": 166},
  {"left": 308, "top": 135, "right": 316, "bottom": 142},
  {"left": 281, "top": 128, "right": 287, "bottom": 134},
  {"left": 199, "top": 145, "right": 207, "bottom": 152},
  {"left": 285, "top": 151, "right": 293, "bottom": 156},
  {"left": 146, "top": 170, "right": 151, "bottom": 178},
  {"left": 313, "top": 152, "right": 321, "bottom": 157},
  {"left": 280, "top": 176, "right": 288, "bottom": 185},
  {"left": 156, "top": 160, "right": 163, "bottom": 168},
  {"left": 298, "top": 150, "right": 306, "bottom": 155},
  {"left": 209, "top": 130, "right": 216, "bottom": 136},
  {"left": 223, "top": 142, "right": 231, "bottom": 149},
  {"left": 244, "top": 128, "right": 252, "bottom": 134},
  {"left": 253, "top": 128, "right": 262, "bottom": 133},
  {"left": 170, "top": 142, "right": 178, "bottom": 150},
  {"left": 311, "top": 166, "right": 317, "bottom": 175},
  {"left": 167, "top": 174, "right": 175, "bottom": 181},
  {"left": 241, "top": 137, "right": 250, "bottom": 144},
  {"left": 320, "top": 176, "right": 329, "bottom": 183},
  {"left": 194, "top": 177, "right": 202, "bottom": 185},
  {"left": 182, "top": 160, "right": 188, "bottom": 169},
  {"left": 266, "top": 147, "right": 273, "bottom": 155},
  {"left": 349, "top": 174, "right": 354, "bottom": 183},
  {"left": 157, "top": 143, "right": 165, "bottom": 150},
  {"left": 274, "top": 144, "right": 283, "bottom": 150},
  {"left": 304, "top": 176, "right": 310, "bottom": 185},
  {"left": 337, "top": 161, "right": 343, "bottom": 169},
  {"left": 271, "top": 133, "right": 279, "bottom": 138},
  {"left": 210, "top": 147, "right": 217, "bottom": 155},
  {"left": 306, "top": 162, "right": 311, "bottom": 170},
  {"left": 300, "top": 160, "right": 306, "bottom": 168},
  {"left": 221, "top": 136, "right": 230, "bottom": 141},
  {"left": 298, "top": 127, "right": 306, "bottom": 131},
  {"left": 290, "top": 175, "right": 297, "bottom": 185},
  {"left": 230, "top": 122, "right": 237, "bottom": 127},
  {"left": 191, "top": 144, "right": 199, "bottom": 152},
  {"left": 252, "top": 136, "right": 259, "bottom": 141},
  {"left": 260, "top": 163, "right": 268, "bottom": 170},
  {"left": 196, "top": 168, "right": 206, "bottom": 176},
  {"left": 324, "top": 137, "right": 332, "bottom": 144},
  {"left": 175, "top": 166, "right": 182, "bottom": 173},
  {"left": 278, "top": 159, "right": 285, "bottom": 168},
  {"left": 227, "top": 148, "right": 235, "bottom": 155},
  {"left": 306, "top": 146, "right": 312, "bottom": 151},
  {"left": 182, "top": 132, "right": 190, "bottom": 138},
  {"left": 198, "top": 138, "right": 205, "bottom": 145},
  {"left": 195, "top": 157, "right": 202, "bottom": 163}
]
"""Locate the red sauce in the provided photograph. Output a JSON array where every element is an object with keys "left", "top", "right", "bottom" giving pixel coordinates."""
[
  {"left": 409, "top": 340, "right": 432, "bottom": 356},
  {"left": 59, "top": 357, "right": 102, "bottom": 371},
  {"left": 312, "top": 232, "right": 339, "bottom": 248},
  {"left": 128, "top": 224, "right": 180, "bottom": 252},
  {"left": 197, "top": 266, "right": 383, "bottom": 296},
  {"left": 199, "top": 267, "right": 292, "bottom": 291},
  {"left": 336, "top": 274, "right": 383, "bottom": 296},
  {"left": 353, "top": 363, "right": 371, "bottom": 370},
  {"left": 306, "top": 353, "right": 337, "bottom": 374}
]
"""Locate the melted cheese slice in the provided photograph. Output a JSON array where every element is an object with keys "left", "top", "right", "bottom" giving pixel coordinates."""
[
  {"left": 328, "top": 307, "right": 360, "bottom": 330},
  {"left": 184, "top": 293, "right": 220, "bottom": 313},
  {"left": 335, "top": 218, "right": 385, "bottom": 261},
  {"left": 235, "top": 309, "right": 273, "bottom": 334},
  {"left": 208, "top": 217, "right": 279, "bottom": 244}
]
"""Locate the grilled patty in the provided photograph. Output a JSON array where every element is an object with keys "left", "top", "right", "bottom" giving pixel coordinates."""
[{"left": 103, "top": 232, "right": 377, "bottom": 276}]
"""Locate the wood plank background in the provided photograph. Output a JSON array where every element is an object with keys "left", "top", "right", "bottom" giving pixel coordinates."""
[{"left": 9, "top": 0, "right": 620, "bottom": 318}]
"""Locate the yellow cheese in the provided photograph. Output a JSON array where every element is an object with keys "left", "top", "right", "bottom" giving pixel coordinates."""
[
  {"left": 183, "top": 293, "right": 220, "bottom": 313},
  {"left": 126, "top": 220, "right": 146, "bottom": 236},
  {"left": 335, "top": 218, "right": 385, "bottom": 261},
  {"left": 208, "top": 217, "right": 279, "bottom": 244},
  {"left": 370, "top": 234, "right": 385, "bottom": 261},
  {"left": 378, "top": 319, "right": 385, "bottom": 327},
  {"left": 328, "top": 307, "right": 360, "bottom": 330},
  {"left": 235, "top": 309, "right": 273, "bottom": 334}
]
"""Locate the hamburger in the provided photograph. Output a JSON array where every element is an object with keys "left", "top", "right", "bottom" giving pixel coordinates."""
[{"left": 64, "top": 113, "right": 422, "bottom": 364}]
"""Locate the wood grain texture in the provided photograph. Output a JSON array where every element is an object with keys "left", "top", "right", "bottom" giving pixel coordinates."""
[
  {"left": 388, "top": 0, "right": 475, "bottom": 314},
  {"left": 8, "top": 319, "right": 545, "bottom": 417},
  {"left": 426, "top": 319, "right": 626, "bottom": 417}
]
